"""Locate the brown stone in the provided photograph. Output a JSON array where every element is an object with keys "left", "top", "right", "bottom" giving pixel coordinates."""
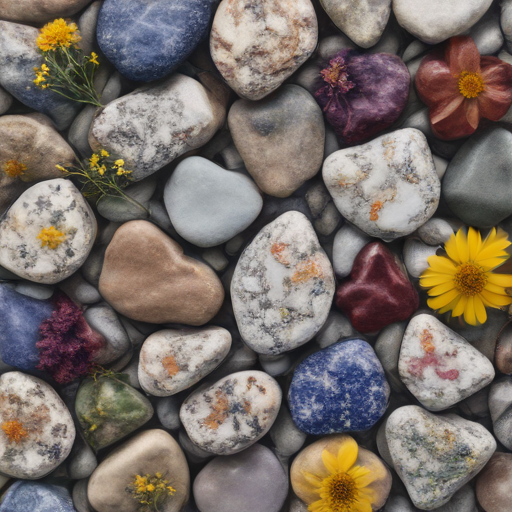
[
  {"left": 476, "top": 452, "right": 512, "bottom": 512},
  {"left": 99, "top": 221, "right": 224, "bottom": 325},
  {"left": 495, "top": 321, "right": 512, "bottom": 374},
  {"left": 0, "top": 0, "right": 91, "bottom": 23}
]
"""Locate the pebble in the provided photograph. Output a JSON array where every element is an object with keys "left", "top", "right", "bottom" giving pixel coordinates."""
[
  {"left": 228, "top": 85, "right": 325, "bottom": 198},
  {"left": 139, "top": 327, "right": 232, "bottom": 397},
  {"left": 375, "top": 322, "right": 408, "bottom": 393},
  {"left": 488, "top": 377, "right": 512, "bottom": 450},
  {"left": 72, "top": 479, "right": 94, "bottom": 512},
  {"left": 180, "top": 370, "right": 281, "bottom": 455},
  {"left": 289, "top": 339, "right": 390, "bottom": 434},
  {"left": 201, "top": 249, "right": 229, "bottom": 272},
  {"left": 89, "top": 73, "right": 226, "bottom": 181},
  {"left": 393, "top": 0, "right": 493, "bottom": 44},
  {"left": 99, "top": 220, "right": 225, "bottom": 325},
  {"left": 0, "top": 86, "right": 12, "bottom": 115},
  {"left": 14, "top": 282, "right": 54, "bottom": 301},
  {"left": 476, "top": 452, "right": 512, "bottom": 512},
  {"left": 59, "top": 273, "right": 101, "bottom": 305},
  {"left": 97, "top": 0, "right": 213, "bottom": 82},
  {"left": 386, "top": 405, "right": 496, "bottom": 509},
  {"left": 503, "top": 0, "right": 512, "bottom": 53},
  {"left": 402, "top": 40, "right": 430, "bottom": 63},
  {"left": 336, "top": 242, "right": 419, "bottom": 333},
  {"left": 470, "top": 8, "right": 504, "bottom": 55},
  {"left": 193, "top": 444, "right": 288, "bottom": 512},
  {"left": 0, "top": 0, "right": 91, "bottom": 23},
  {"left": 398, "top": 314, "right": 495, "bottom": 411},
  {"left": 332, "top": 223, "right": 371, "bottom": 278},
  {"left": 0, "top": 371, "right": 75, "bottom": 478},
  {"left": 305, "top": 182, "right": 342, "bottom": 237},
  {"left": 179, "top": 428, "right": 213, "bottom": 464},
  {"left": 495, "top": 321, "right": 512, "bottom": 374},
  {"left": 156, "top": 396, "right": 182, "bottom": 431},
  {"left": 0, "top": 481, "right": 76, "bottom": 512},
  {"left": 258, "top": 353, "right": 292, "bottom": 377},
  {"left": 164, "top": 157, "right": 263, "bottom": 247},
  {"left": 87, "top": 429, "right": 190, "bottom": 512},
  {"left": 269, "top": 405, "right": 307, "bottom": 457},
  {"left": 403, "top": 238, "right": 439, "bottom": 278},
  {"left": 207, "top": 341, "right": 258, "bottom": 382},
  {"left": 417, "top": 218, "right": 454, "bottom": 246},
  {"left": 210, "top": 0, "right": 318, "bottom": 100},
  {"left": 67, "top": 433, "right": 98, "bottom": 480},
  {"left": 323, "top": 128, "right": 440, "bottom": 241},
  {"left": 231, "top": 211, "right": 335, "bottom": 355},
  {"left": 315, "top": 310, "right": 358, "bottom": 349}
]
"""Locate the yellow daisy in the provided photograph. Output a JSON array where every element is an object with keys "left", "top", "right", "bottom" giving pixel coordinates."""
[
  {"left": 37, "top": 18, "right": 81, "bottom": 52},
  {"left": 420, "top": 227, "right": 512, "bottom": 326}
]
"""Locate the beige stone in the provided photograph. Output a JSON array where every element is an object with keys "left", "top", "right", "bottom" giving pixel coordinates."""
[
  {"left": 0, "top": 0, "right": 91, "bottom": 23},
  {"left": 476, "top": 452, "right": 512, "bottom": 512},
  {"left": 99, "top": 220, "right": 224, "bottom": 325}
]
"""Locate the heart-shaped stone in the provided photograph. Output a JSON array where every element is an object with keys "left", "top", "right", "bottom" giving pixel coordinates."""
[
  {"left": 336, "top": 242, "right": 419, "bottom": 332},
  {"left": 98, "top": 220, "right": 224, "bottom": 325}
]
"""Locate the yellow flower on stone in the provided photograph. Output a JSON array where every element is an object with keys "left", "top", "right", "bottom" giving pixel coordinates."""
[
  {"left": 37, "top": 18, "right": 81, "bottom": 52},
  {"left": 89, "top": 153, "right": 100, "bottom": 168},
  {"left": 3, "top": 159, "right": 26, "bottom": 178},
  {"left": 56, "top": 164, "right": 67, "bottom": 172},
  {"left": 37, "top": 226, "right": 66, "bottom": 250},
  {"left": 420, "top": 227, "right": 512, "bottom": 326},
  {"left": 100, "top": 149, "right": 109, "bottom": 158},
  {"left": 114, "top": 159, "right": 125, "bottom": 167},
  {"left": 89, "top": 52, "right": 100, "bottom": 65}
]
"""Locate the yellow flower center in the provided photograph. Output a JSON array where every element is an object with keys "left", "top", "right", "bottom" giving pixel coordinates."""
[
  {"left": 318, "top": 472, "right": 357, "bottom": 511},
  {"left": 37, "top": 226, "right": 66, "bottom": 250},
  {"left": 2, "top": 420, "right": 28, "bottom": 443},
  {"left": 3, "top": 160, "right": 27, "bottom": 178},
  {"left": 37, "top": 18, "right": 81, "bottom": 52},
  {"left": 458, "top": 71, "right": 485, "bottom": 99},
  {"left": 454, "top": 262, "right": 487, "bottom": 296}
]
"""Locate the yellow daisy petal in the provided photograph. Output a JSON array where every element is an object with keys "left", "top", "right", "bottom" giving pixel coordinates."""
[
  {"left": 426, "top": 255, "right": 457, "bottom": 275},
  {"left": 451, "top": 295, "right": 467, "bottom": 317},
  {"left": 485, "top": 282, "right": 510, "bottom": 295},
  {"left": 477, "top": 256, "right": 509, "bottom": 270},
  {"left": 336, "top": 438, "right": 358, "bottom": 473},
  {"left": 463, "top": 296, "right": 477, "bottom": 325},
  {"left": 455, "top": 229, "right": 470, "bottom": 262},
  {"left": 352, "top": 499, "right": 373, "bottom": 512},
  {"left": 444, "top": 233, "right": 461, "bottom": 263},
  {"left": 480, "top": 289, "right": 512, "bottom": 307},
  {"left": 474, "top": 295, "right": 487, "bottom": 324},
  {"left": 467, "top": 227, "right": 482, "bottom": 261},
  {"left": 303, "top": 471, "right": 323, "bottom": 488},
  {"left": 487, "top": 273, "right": 512, "bottom": 287},
  {"left": 420, "top": 275, "right": 453, "bottom": 288},
  {"left": 321, "top": 450, "right": 339, "bottom": 474},
  {"left": 426, "top": 281, "right": 456, "bottom": 297},
  {"left": 427, "top": 288, "right": 461, "bottom": 310},
  {"left": 438, "top": 296, "right": 460, "bottom": 314}
]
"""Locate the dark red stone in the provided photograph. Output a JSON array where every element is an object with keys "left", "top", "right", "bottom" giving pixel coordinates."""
[{"left": 336, "top": 242, "right": 419, "bottom": 333}]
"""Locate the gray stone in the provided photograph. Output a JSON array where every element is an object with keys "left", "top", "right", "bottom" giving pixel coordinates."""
[
  {"left": 73, "top": 479, "right": 94, "bottom": 512},
  {"left": 289, "top": 496, "right": 309, "bottom": 512},
  {"left": 258, "top": 354, "right": 293, "bottom": 377},
  {"left": 459, "top": 387, "right": 490, "bottom": 418},
  {"left": 470, "top": 7, "right": 504, "bottom": 56},
  {"left": 156, "top": 396, "right": 181, "bottom": 431},
  {"left": 375, "top": 322, "right": 407, "bottom": 393},
  {"left": 219, "top": 143, "right": 244, "bottom": 171},
  {"left": 0, "top": 86, "right": 12, "bottom": 115},
  {"left": 78, "top": 1, "right": 102, "bottom": 56},
  {"left": 225, "top": 235, "right": 245, "bottom": 256},
  {"left": 403, "top": 238, "right": 439, "bottom": 278},
  {"left": 119, "top": 354, "right": 140, "bottom": 389},
  {"left": 207, "top": 342, "right": 258, "bottom": 382},
  {"left": 417, "top": 218, "right": 454, "bottom": 246},
  {"left": 67, "top": 434, "right": 97, "bottom": 480},
  {"left": 317, "top": 34, "right": 357, "bottom": 60},
  {"left": 332, "top": 223, "right": 372, "bottom": 278},
  {"left": 367, "top": 16, "right": 403, "bottom": 54},
  {"left": 178, "top": 428, "right": 213, "bottom": 464},
  {"left": 58, "top": 273, "right": 101, "bottom": 305},
  {"left": 81, "top": 246, "right": 105, "bottom": 287},
  {"left": 402, "top": 40, "right": 430, "bottom": 63},
  {"left": 305, "top": 182, "right": 342, "bottom": 236},
  {"left": 316, "top": 310, "right": 359, "bottom": 349},
  {"left": 202, "top": 249, "right": 229, "bottom": 272},
  {"left": 270, "top": 405, "right": 307, "bottom": 457},
  {"left": 489, "top": 376, "right": 512, "bottom": 450},
  {"left": 502, "top": 0, "right": 512, "bottom": 53},
  {"left": 14, "top": 282, "right": 54, "bottom": 300}
]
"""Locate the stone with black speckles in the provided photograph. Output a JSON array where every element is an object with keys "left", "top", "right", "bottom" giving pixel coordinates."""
[
  {"left": 288, "top": 339, "right": 390, "bottom": 435},
  {"left": 180, "top": 370, "right": 281, "bottom": 455}
]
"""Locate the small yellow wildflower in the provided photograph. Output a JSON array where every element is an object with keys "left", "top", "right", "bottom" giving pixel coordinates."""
[
  {"left": 100, "top": 149, "right": 109, "bottom": 158},
  {"left": 56, "top": 164, "right": 67, "bottom": 172},
  {"left": 117, "top": 168, "right": 132, "bottom": 176},
  {"left": 37, "top": 18, "right": 81, "bottom": 52},
  {"left": 167, "top": 486, "right": 176, "bottom": 495},
  {"left": 89, "top": 424, "right": 97, "bottom": 432},
  {"left": 34, "top": 72, "right": 46, "bottom": 86},
  {"left": 146, "top": 484, "right": 155, "bottom": 492},
  {"left": 89, "top": 153, "right": 100, "bottom": 168},
  {"left": 98, "top": 165, "right": 107, "bottom": 176},
  {"left": 3, "top": 160, "right": 27, "bottom": 178},
  {"left": 114, "top": 159, "right": 125, "bottom": 167},
  {"left": 155, "top": 473, "right": 162, "bottom": 479},
  {"left": 129, "top": 473, "right": 176, "bottom": 510},
  {"left": 89, "top": 52, "right": 100, "bottom": 65},
  {"left": 37, "top": 226, "right": 66, "bottom": 250}
]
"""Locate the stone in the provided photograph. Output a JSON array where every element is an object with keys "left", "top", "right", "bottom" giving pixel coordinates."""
[
  {"left": 89, "top": 73, "right": 225, "bottom": 181},
  {"left": 0, "top": 481, "right": 76, "bottom": 512},
  {"left": 289, "top": 339, "right": 390, "bottom": 434},
  {"left": 156, "top": 396, "right": 182, "bottom": 431},
  {"left": 496, "top": 321, "right": 512, "bottom": 374},
  {"left": 0, "top": 371, "right": 75, "bottom": 479},
  {"left": 392, "top": 0, "right": 493, "bottom": 44},
  {"left": 417, "top": 218, "right": 454, "bottom": 246},
  {"left": 75, "top": 375, "right": 154, "bottom": 451},
  {"left": 59, "top": 273, "right": 102, "bottom": 305},
  {"left": 470, "top": 8, "right": 504, "bottom": 56},
  {"left": 442, "top": 127, "right": 512, "bottom": 228},
  {"left": 323, "top": 128, "right": 440, "bottom": 241},
  {"left": 332, "top": 223, "right": 371, "bottom": 278},
  {"left": 67, "top": 433, "right": 97, "bottom": 480},
  {"left": 0, "top": 21, "right": 80, "bottom": 130},
  {"left": 336, "top": 242, "right": 419, "bottom": 333},
  {"left": 97, "top": 0, "right": 214, "bottom": 82},
  {"left": 202, "top": 249, "right": 229, "bottom": 272},
  {"left": 0, "top": 86, "right": 12, "bottom": 115},
  {"left": 139, "top": 327, "right": 232, "bottom": 396},
  {"left": 375, "top": 322, "right": 407, "bottom": 393},
  {"left": 164, "top": 157, "right": 263, "bottom": 247},
  {"left": 194, "top": 444, "right": 288, "bottom": 512},
  {"left": 316, "top": 310, "right": 358, "bottom": 349},
  {"left": 88, "top": 429, "right": 189, "bottom": 512},
  {"left": 72, "top": 479, "right": 93, "bottom": 512},
  {"left": 476, "top": 452, "right": 512, "bottom": 512},
  {"left": 305, "top": 182, "right": 342, "bottom": 236},
  {"left": 258, "top": 353, "right": 292, "bottom": 377},
  {"left": 398, "top": 314, "right": 495, "bottom": 411},
  {"left": 180, "top": 370, "right": 281, "bottom": 455},
  {"left": 270, "top": 405, "right": 307, "bottom": 457},
  {"left": 0, "top": 0, "right": 91, "bottom": 23},
  {"left": 488, "top": 377, "right": 512, "bottom": 450},
  {"left": 0, "top": 179, "right": 97, "bottom": 284},
  {"left": 503, "top": 0, "right": 512, "bottom": 53},
  {"left": 403, "top": 239, "right": 439, "bottom": 278},
  {"left": 231, "top": 211, "right": 335, "bottom": 355},
  {"left": 228, "top": 85, "right": 325, "bottom": 197},
  {"left": 15, "top": 282, "right": 54, "bottom": 301},
  {"left": 319, "top": 0, "right": 391, "bottom": 48},
  {"left": 179, "top": 428, "right": 213, "bottom": 464},
  {"left": 210, "top": 0, "right": 318, "bottom": 100},
  {"left": 99, "top": 221, "right": 224, "bottom": 325},
  {"left": 386, "top": 405, "right": 496, "bottom": 509}
]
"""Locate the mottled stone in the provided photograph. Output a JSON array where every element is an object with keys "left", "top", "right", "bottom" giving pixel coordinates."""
[
  {"left": 476, "top": 452, "right": 512, "bottom": 512},
  {"left": 289, "top": 339, "right": 390, "bottom": 434},
  {"left": 336, "top": 242, "right": 419, "bottom": 333},
  {"left": 139, "top": 327, "right": 232, "bottom": 396},
  {"left": 231, "top": 211, "right": 335, "bottom": 355},
  {"left": 180, "top": 370, "right": 281, "bottom": 455},
  {"left": 99, "top": 221, "right": 224, "bottom": 325},
  {"left": 228, "top": 85, "right": 325, "bottom": 197},
  {"left": 0, "top": 0, "right": 91, "bottom": 23},
  {"left": 0, "top": 371, "right": 75, "bottom": 479},
  {"left": 417, "top": 218, "right": 454, "bottom": 246},
  {"left": 403, "top": 239, "right": 439, "bottom": 278},
  {"left": 332, "top": 223, "right": 372, "bottom": 278},
  {"left": 489, "top": 377, "right": 512, "bottom": 450},
  {"left": 0, "top": 179, "right": 97, "bottom": 284},
  {"left": 210, "top": 0, "right": 318, "bottom": 100},
  {"left": 323, "top": 128, "right": 440, "bottom": 241},
  {"left": 89, "top": 74, "right": 225, "bottom": 181},
  {"left": 0, "top": 481, "right": 76, "bottom": 512},
  {"left": 386, "top": 406, "right": 496, "bottom": 509}
]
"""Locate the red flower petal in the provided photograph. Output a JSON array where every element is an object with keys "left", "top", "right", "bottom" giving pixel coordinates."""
[
  {"left": 478, "top": 57, "right": 512, "bottom": 120},
  {"left": 431, "top": 100, "right": 476, "bottom": 140},
  {"left": 446, "top": 36, "right": 481, "bottom": 75},
  {"left": 430, "top": 94, "right": 464, "bottom": 124},
  {"left": 415, "top": 56, "right": 458, "bottom": 106},
  {"left": 464, "top": 98, "right": 480, "bottom": 129}
]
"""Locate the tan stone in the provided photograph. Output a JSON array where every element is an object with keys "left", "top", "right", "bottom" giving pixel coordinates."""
[
  {"left": 0, "top": 0, "right": 91, "bottom": 23},
  {"left": 99, "top": 220, "right": 224, "bottom": 325},
  {"left": 476, "top": 452, "right": 512, "bottom": 512}
]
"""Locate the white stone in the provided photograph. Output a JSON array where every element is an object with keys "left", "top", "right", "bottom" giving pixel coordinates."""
[
  {"left": 0, "top": 179, "right": 97, "bottom": 284},
  {"left": 138, "top": 327, "right": 232, "bottom": 397},
  {"left": 231, "top": 211, "right": 335, "bottom": 355},
  {"left": 399, "top": 315, "right": 495, "bottom": 411},
  {"left": 0, "top": 371, "right": 75, "bottom": 479},
  {"left": 332, "top": 223, "right": 371, "bottom": 278},
  {"left": 417, "top": 218, "right": 454, "bottom": 246},
  {"left": 323, "top": 128, "right": 440, "bottom": 241},
  {"left": 403, "top": 238, "right": 439, "bottom": 278}
]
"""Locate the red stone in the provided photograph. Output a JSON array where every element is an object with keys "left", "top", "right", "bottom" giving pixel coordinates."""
[{"left": 335, "top": 242, "right": 419, "bottom": 332}]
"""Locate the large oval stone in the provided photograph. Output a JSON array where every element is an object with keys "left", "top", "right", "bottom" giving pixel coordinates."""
[
  {"left": 98, "top": 220, "right": 224, "bottom": 325},
  {"left": 0, "top": 481, "right": 76, "bottom": 512},
  {"left": 0, "top": 0, "right": 91, "bottom": 23},
  {"left": 231, "top": 211, "right": 335, "bottom": 355},
  {"left": 210, "top": 0, "right": 318, "bottom": 100}
]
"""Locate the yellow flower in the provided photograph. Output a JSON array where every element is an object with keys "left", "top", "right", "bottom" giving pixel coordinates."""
[
  {"left": 34, "top": 72, "right": 46, "bottom": 86},
  {"left": 37, "top": 18, "right": 81, "bottom": 51},
  {"left": 41, "top": 64, "right": 50, "bottom": 74},
  {"left": 146, "top": 484, "right": 155, "bottom": 492},
  {"left": 114, "top": 159, "right": 125, "bottom": 167},
  {"left": 89, "top": 52, "right": 100, "bottom": 65},
  {"left": 167, "top": 486, "right": 176, "bottom": 496},
  {"left": 56, "top": 164, "right": 67, "bottom": 172},
  {"left": 3, "top": 159, "right": 27, "bottom": 178},
  {"left": 420, "top": 227, "right": 512, "bottom": 326},
  {"left": 89, "top": 153, "right": 100, "bottom": 168},
  {"left": 155, "top": 472, "right": 162, "bottom": 479},
  {"left": 100, "top": 149, "right": 109, "bottom": 158},
  {"left": 98, "top": 165, "right": 106, "bottom": 176},
  {"left": 37, "top": 226, "right": 66, "bottom": 250}
]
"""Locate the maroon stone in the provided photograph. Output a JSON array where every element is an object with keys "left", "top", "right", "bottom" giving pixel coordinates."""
[{"left": 336, "top": 242, "right": 419, "bottom": 332}]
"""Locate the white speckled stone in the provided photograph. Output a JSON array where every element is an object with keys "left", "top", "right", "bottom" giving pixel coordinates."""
[
  {"left": 210, "top": 0, "right": 318, "bottom": 100},
  {"left": 0, "top": 179, "right": 97, "bottom": 284},
  {"left": 139, "top": 327, "right": 232, "bottom": 397},
  {"left": 231, "top": 211, "right": 335, "bottom": 355},
  {"left": 0, "top": 371, "right": 75, "bottom": 479},
  {"left": 386, "top": 406, "right": 496, "bottom": 509},
  {"left": 323, "top": 128, "right": 440, "bottom": 241},
  {"left": 180, "top": 370, "right": 281, "bottom": 455},
  {"left": 403, "top": 239, "right": 439, "bottom": 278}
]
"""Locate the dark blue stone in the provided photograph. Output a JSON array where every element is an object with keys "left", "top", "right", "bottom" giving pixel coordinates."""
[
  {"left": 0, "top": 481, "right": 76, "bottom": 512},
  {"left": 288, "top": 339, "right": 390, "bottom": 434},
  {"left": 97, "top": 0, "right": 215, "bottom": 82},
  {"left": 0, "top": 285, "right": 54, "bottom": 371}
]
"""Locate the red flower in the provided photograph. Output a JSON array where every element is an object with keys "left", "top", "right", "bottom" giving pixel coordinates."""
[{"left": 415, "top": 36, "right": 512, "bottom": 140}]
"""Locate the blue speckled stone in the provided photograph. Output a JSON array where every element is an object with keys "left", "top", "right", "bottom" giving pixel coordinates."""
[
  {"left": 0, "top": 284, "right": 54, "bottom": 371},
  {"left": 288, "top": 339, "right": 390, "bottom": 434},
  {"left": 0, "top": 481, "right": 76, "bottom": 512},
  {"left": 97, "top": 0, "right": 214, "bottom": 82}
]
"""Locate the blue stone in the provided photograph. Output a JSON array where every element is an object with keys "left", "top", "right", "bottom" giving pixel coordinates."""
[
  {"left": 0, "top": 285, "right": 54, "bottom": 371},
  {"left": 97, "top": 0, "right": 215, "bottom": 82},
  {"left": 0, "top": 481, "right": 76, "bottom": 512},
  {"left": 288, "top": 339, "right": 390, "bottom": 434}
]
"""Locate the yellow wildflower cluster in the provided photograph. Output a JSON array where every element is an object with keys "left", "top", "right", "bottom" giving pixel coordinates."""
[
  {"left": 37, "top": 18, "right": 81, "bottom": 52},
  {"left": 128, "top": 473, "right": 176, "bottom": 511},
  {"left": 3, "top": 159, "right": 27, "bottom": 178},
  {"left": 87, "top": 150, "right": 132, "bottom": 177},
  {"left": 33, "top": 63, "right": 50, "bottom": 88},
  {"left": 37, "top": 226, "right": 66, "bottom": 250}
]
